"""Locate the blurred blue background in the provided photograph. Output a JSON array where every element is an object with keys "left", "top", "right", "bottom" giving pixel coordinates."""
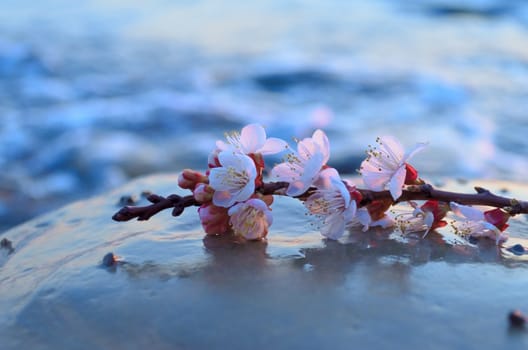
[{"left": 1, "top": 0, "right": 527, "bottom": 233}]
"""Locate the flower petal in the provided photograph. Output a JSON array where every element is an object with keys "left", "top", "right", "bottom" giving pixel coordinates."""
[
  {"left": 378, "top": 136, "right": 405, "bottom": 165},
  {"left": 321, "top": 212, "right": 346, "bottom": 240},
  {"left": 312, "top": 129, "right": 330, "bottom": 164},
  {"left": 258, "top": 137, "right": 289, "bottom": 155},
  {"left": 356, "top": 208, "right": 372, "bottom": 231},
  {"left": 313, "top": 167, "right": 340, "bottom": 189},
  {"left": 402, "top": 141, "right": 428, "bottom": 163},
  {"left": 271, "top": 162, "right": 299, "bottom": 182},
  {"left": 213, "top": 190, "right": 235, "bottom": 207},
  {"left": 389, "top": 165, "right": 406, "bottom": 200},
  {"left": 450, "top": 202, "right": 485, "bottom": 221},
  {"left": 240, "top": 123, "right": 266, "bottom": 153}
]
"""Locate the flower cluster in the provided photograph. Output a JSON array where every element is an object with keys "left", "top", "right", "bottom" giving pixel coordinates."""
[{"left": 176, "top": 123, "right": 514, "bottom": 245}]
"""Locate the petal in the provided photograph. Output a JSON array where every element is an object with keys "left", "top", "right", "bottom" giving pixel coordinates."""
[
  {"left": 216, "top": 140, "right": 232, "bottom": 151},
  {"left": 402, "top": 142, "right": 428, "bottom": 163},
  {"left": 378, "top": 136, "right": 405, "bottom": 165},
  {"left": 312, "top": 129, "right": 330, "bottom": 164},
  {"left": 343, "top": 199, "right": 357, "bottom": 222},
  {"left": 271, "top": 162, "right": 299, "bottom": 182},
  {"left": 258, "top": 137, "right": 289, "bottom": 155},
  {"left": 300, "top": 151, "right": 325, "bottom": 183},
  {"left": 422, "top": 211, "right": 435, "bottom": 238},
  {"left": 360, "top": 159, "right": 392, "bottom": 190},
  {"left": 450, "top": 202, "right": 485, "bottom": 221},
  {"left": 286, "top": 180, "right": 310, "bottom": 197},
  {"left": 321, "top": 213, "right": 346, "bottom": 240},
  {"left": 228, "top": 202, "right": 243, "bottom": 216},
  {"left": 240, "top": 123, "right": 266, "bottom": 153},
  {"left": 313, "top": 167, "right": 340, "bottom": 189},
  {"left": 331, "top": 176, "right": 351, "bottom": 207},
  {"left": 297, "top": 138, "right": 319, "bottom": 161},
  {"left": 370, "top": 215, "right": 395, "bottom": 229},
  {"left": 234, "top": 182, "right": 255, "bottom": 203},
  {"left": 208, "top": 167, "right": 229, "bottom": 190},
  {"left": 389, "top": 165, "right": 406, "bottom": 200},
  {"left": 213, "top": 190, "right": 235, "bottom": 207},
  {"left": 356, "top": 208, "right": 372, "bottom": 231},
  {"left": 246, "top": 198, "right": 267, "bottom": 211}
]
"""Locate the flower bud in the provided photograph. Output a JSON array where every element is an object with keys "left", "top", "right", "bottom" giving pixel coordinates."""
[
  {"left": 198, "top": 203, "right": 230, "bottom": 235},
  {"left": 404, "top": 163, "right": 419, "bottom": 184},
  {"left": 193, "top": 183, "right": 214, "bottom": 203},
  {"left": 178, "top": 169, "right": 208, "bottom": 190}
]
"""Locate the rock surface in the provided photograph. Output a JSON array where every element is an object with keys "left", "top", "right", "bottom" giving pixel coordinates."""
[{"left": 1, "top": 174, "right": 528, "bottom": 349}]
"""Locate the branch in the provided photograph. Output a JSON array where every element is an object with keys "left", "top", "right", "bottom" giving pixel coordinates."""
[
  {"left": 112, "top": 194, "right": 198, "bottom": 221},
  {"left": 112, "top": 182, "right": 528, "bottom": 223},
  {"left": 359, "top": 184, "right": 528, "bottom": 215}
]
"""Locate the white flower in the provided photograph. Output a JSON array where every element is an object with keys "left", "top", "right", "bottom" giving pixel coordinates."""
[
  {"left": 228, "top": 198, "right": 273, "bottom": 240},
  {"left": 217, "top": 123, "right": 288, "bottom": 155},
  {"left": 209, "top": 151, "right": 257, "bottom": 207},
  {"left": 271, "top": 129, "right": 330, "bottom": 197},
  {"left": 360, "top": 136, "right": 427, "bottom": 201},
  {"left": 304, "top": 169, "right": 357, "bottom": 240},
  {"left": 450, "top": 202, "right": 509, "bottom": 245},
  {"left": 395, "top": 200, "right": 448, "bottom": 238}
]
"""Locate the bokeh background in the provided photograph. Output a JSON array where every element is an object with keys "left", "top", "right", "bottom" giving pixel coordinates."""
[{"left": 1, "top": 0, "right": 528, "bottom": 233}]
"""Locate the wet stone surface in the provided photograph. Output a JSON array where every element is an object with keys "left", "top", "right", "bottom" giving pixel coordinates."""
[{"left": 0, "top": 174, "right": 528, "bottom": 349}]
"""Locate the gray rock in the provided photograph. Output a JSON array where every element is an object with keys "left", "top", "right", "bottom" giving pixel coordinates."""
[{"left": 1, "top": 174, "right": 528, "bottom": 349}]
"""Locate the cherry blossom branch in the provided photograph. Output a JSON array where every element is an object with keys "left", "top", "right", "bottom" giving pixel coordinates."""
[
  {"left": 360, "top": 184, "right": 528, "bottom": 215},
  {"left": 112, "top": 181, "right": 528, "bottom": 223},
  {"left": 112, "top": 194, "right": 198, "bottom": 221}
]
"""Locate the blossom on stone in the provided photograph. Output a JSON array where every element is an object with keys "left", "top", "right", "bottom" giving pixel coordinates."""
[
  {"left": 450, "top": 202, "right": 510, "bottom": 244},
  {"left": 228, "top": 198, "right": 273, "bottom": 240},
  {"left": 271, "top": 129, "right": 330, "bottom": 197},
  {"left": 360, "top": 136, "right": 427, "bottom": 201},
  {"left": 304, "top": 168, "right": 360, "bottom": 240},
  {"left": 396, "top": 200, "right": 448, "bottom": 237},
  {"left": 208, "top": 151, "right": 257, "bottom": 207},
  {"left": 198, "top": 203, "right": 230, "bottom": 235},
  {"left": 217, "top": 123, "right": 288, "bottom": 156},
  {"left": 178, "top": 169, "right": 208, "bottom": 190}
]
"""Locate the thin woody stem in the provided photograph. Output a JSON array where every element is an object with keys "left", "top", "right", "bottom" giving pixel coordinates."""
[{"left": 112, "top": 182, "right": 528, "bottom": 222}]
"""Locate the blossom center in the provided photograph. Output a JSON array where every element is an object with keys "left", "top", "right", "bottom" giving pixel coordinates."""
[{"left": 224, "top": 166, "right": 250, "bottom": 188}]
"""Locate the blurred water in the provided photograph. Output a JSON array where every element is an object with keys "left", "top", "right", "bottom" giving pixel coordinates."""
[{"left": 1, "top": 0, "right": 528, "bottom": 232}]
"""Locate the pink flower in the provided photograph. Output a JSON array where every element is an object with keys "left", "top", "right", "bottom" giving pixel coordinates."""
[
  {"left": 271, "top": 129, "right": 330, "bottom": 197},
  {"left": 198, "top": 203, "right": 230, "bottom": 235},
  {"left": 396, "top": 200, "right": 448, "bottom": 237},
  {"left": 450, "top": 202, "right": 510, "bottom": 244},
  {"left": 208, "top": 151, "right": 257, "bottom": 207},
  {"left": 304, "top": 168, "right": 360, "bottom": 239},
  {"left": 228, "top": 198, "right": 273, "bottom": 240},
  {"left": 360, "top": 136, "right": 427, "bottom": 200}
]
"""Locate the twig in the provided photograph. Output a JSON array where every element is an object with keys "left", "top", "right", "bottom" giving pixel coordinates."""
[{"left": 112, "top": 182, "right": 528, "bottom": 223}]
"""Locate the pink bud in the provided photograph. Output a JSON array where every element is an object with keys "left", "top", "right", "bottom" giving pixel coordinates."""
[
  {"left": 193, "top": 184, "right": 214, "bottom": 203},
  {"left": 198, "top": 203, "right": 230, "bottom": 235},
  {"left": 178, "top": 169, "right": 208, "bottom": 190},
  {"left": 404, "top": 163, "right": 419, "bottom": 184}
]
